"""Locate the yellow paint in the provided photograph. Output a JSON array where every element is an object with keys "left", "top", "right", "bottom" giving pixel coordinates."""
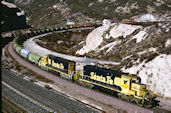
[
  {"left": 68, "top": 62, "right": 75, "bottom": 74},
  {"left": 121, "top": 84, "right": 129, "bottom": 89},
  {"left": 52, "top": 60, "right": 64, "bottom": 70}
]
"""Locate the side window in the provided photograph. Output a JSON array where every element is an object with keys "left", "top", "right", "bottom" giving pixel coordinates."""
[{"left": 124, "top": 80, "right": 127, "bottom": 85}]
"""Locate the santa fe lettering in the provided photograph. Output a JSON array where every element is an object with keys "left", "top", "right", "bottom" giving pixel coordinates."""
[{"left": 90, "top": 72, "right": 113, "bottom": 85}]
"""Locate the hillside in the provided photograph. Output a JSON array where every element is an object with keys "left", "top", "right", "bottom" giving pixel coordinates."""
[{"left": 4, "top": 0, "right": 171, "bottom": 28}]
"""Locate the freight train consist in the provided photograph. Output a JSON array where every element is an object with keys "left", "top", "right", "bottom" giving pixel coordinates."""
[{"left": 12, "top": 24, "right": 157, "bottom": 108}]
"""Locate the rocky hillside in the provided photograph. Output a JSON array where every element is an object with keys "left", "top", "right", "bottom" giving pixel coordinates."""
[{"left": 4, "top": 0, "right": 171, "bottom": 28}]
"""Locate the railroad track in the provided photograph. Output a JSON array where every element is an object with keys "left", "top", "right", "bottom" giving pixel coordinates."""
[
  {"left": 2, "top": 97, "right": 25, "bottom": 113},
  {"left": 2, "top": 68, "right": 101, "bottom": 113}
]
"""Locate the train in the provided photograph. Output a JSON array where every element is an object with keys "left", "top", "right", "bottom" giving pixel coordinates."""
[{"left": 12, "top": 24, "right": 157, "bottom": 108}]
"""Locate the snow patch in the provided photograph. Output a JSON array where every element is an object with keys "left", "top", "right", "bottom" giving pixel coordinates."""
[
  {"left": 132, "top": 30, "right": 147, "bottom": 43},
  {"left": 16, "top": 10, "right": 25, "bottom": 16},
  {"left": 76, "top": 22, "right": 141, "bottom": 55},
  {"left": 76, "top": 25, "right": 110, "bottom": 55},
  {"left": 122, "top": 54, "right": 171, "bottom": 98},
  {"left": 98, "top": 0, "right": 104, "bottom": 3},
  {"left": 139, "top": 14, "right": 157, "bottom": 22},
  {"left": 1, "top": 1, "right": 17, "bottom": 8},
  {"left": 98, "top": 41, "right": 121, "bottom": 53},
  {"left": 109, "top": 24, "right": 141, "bottom": 39},
  {"left": 165, "top": 39, "right": 171, "bottom": 47},
  {"left": 53, "top": 5, "right": 57, "bottom": 8},
  {"left": 24, "top": 34, "right": 120, "bottom": 65},
  {"left": 102, "top": 19, "right": 111, "bottom": 26}
]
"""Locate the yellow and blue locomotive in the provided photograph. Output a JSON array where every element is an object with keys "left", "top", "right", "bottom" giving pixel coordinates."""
[{"left": 39, "top": 54, "right": 156, "bottom": 107}]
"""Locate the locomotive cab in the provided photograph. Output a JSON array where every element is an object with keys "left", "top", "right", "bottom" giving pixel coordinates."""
[
  {"left": 39, "top": 55, "right": 48, "bottom": 67},
  {"left": 115, "top": 74, "right": 151, "bottom": 98}
]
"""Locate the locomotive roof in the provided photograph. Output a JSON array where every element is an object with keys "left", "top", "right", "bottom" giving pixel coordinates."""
[
  {"left": 48, "top": 54, "right": 75, "bottom": 63},
  {"left": 84, "top": 65, "right": 127, "bottom": 76}
]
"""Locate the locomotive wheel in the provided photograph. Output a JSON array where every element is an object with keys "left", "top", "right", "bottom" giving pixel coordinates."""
[
  {"left": 129, "top": 96, "right": 134, "bottom": 102},
  {"left": 136, "top": 99, "right": 143, "bottom": 107},
  {"left": 126, "top": 95, "right": 131, "bottom": 102},
  {"left": 117, "top": 93, "right": 122, "bottom": 99}
]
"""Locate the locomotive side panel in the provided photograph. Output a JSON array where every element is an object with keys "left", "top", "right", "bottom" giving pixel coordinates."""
[
  {"left": 79, "top": 65, "right": 122, "bottom": 91},
  {"left": 48, "top": 55, "right": 76, "bottom": 74}
]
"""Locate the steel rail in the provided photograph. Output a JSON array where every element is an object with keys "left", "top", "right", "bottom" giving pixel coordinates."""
[{"left": 2, "top": 74, "right": 76, "bottom": 113}]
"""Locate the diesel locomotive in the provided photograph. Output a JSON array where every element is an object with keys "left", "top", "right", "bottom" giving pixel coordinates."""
[{"left": 39, "top": 54, "right": 156, "bottom": 107}]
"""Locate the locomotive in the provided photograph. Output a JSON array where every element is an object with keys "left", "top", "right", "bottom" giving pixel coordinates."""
[
  {"left": 39, "top": 54, "right": 156, "bottom": 107},
  {"left": 12, "top": 25, "right": 157, "bottom": 108}
]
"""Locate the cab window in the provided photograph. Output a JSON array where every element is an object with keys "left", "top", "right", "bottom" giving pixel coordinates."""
[
  {"left": 132, "top": 78, "right": 140, "bottom": 83},
  {"left": 124, "top": 80, "right": 127, "bottom": 85}
]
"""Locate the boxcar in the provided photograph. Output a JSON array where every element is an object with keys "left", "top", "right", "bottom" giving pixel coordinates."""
[
  {"left": 28, "top": 53, "right": 41, "bottom": 64},
  {"left": 20, "top": 49, "right": 30, "bottom": 58}
]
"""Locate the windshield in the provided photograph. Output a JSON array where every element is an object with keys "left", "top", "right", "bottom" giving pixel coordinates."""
[{"left": 132, "top": 77, "right": 140, "bottom": 83}]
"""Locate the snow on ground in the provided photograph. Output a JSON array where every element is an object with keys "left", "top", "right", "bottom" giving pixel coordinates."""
[
  {"left": 76, "top": 22, "right": 142, "bottom": 55},
  {"left": 165, "top": 39, "right": 171, "bottom": 47},
  {"left": 122, "top": 54, "right": 171, "bottom": 98},
  {"left": 1, "top": 1, "right": 17, "bottom": 8},
  {"left": 108, "top": 24, "right": 141, "bottom": 39},
  {"left": 139, "top": 14, "right": 157, "bottom": 22},
  {"left": 97, "top": 41, "right": 121, "bottom": 53},
  {"left": 23, "top": 33, "right": 120, "bottom": 65},
  {"left": 76, "top": 25, "right": 110, "bottom": 55},
  {"left": 132, "top": 30, "right": 148, "bottom": 43},
  {"left": 16, "top": 10, "right": 25, "bottom": 16}
]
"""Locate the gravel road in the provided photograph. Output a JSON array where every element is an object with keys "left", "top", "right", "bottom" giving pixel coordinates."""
[{"left": 7, "top": 42, "right": 164, "bottom": 113}]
